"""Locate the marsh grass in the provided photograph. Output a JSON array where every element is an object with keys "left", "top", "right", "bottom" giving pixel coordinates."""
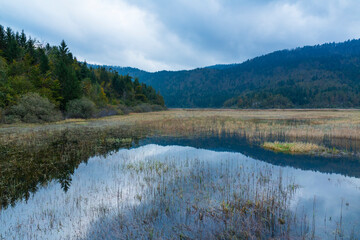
[
  {"left": 1, "top": 109, "right": 360, "bottom": 239},
  {"left": 1, "top": 109, "right": 358, "bottom": 208},
  {"left": 85, "top": 146, "right": 299, "bottom": 239},
  {"left": 262, "top": 141, "right": 336, "bottom": 154},
  {"left": 1, "top": 109, "right": 360, "bottom": 150}
]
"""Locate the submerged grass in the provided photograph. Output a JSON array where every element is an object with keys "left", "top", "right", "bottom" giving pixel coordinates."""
[{"left": 1, "top": 146, "right": 301, "bottom": 239}]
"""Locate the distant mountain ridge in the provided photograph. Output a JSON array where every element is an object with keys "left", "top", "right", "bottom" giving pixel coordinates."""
[{"left": 92, "top": 39, "right": 360, "bottom": 108}]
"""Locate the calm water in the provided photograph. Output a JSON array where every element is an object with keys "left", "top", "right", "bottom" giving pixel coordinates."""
[{"left": 1, "top": 135, "right": 360, "bottom": 239}]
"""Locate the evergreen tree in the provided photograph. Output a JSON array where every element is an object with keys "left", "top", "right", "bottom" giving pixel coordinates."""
[
  {"left": 0, "top": 26, "right": 5, "bottom": 52},
  {"left": 55, "top": 40, "right": 81, "bottom": 109},
  {"left": 38, "top": 48, "right": 50, "bottom": 74},
  {"left": 99, "top": 67, "right": 109, "bottom": 83},
  {"left": 19, "top": 30, "right": 27, "bottom": 47},
  {"left": 4, "top": 27, "right": 20, "bottom": 62},
  {"left": 112, "top": 73, "right": 125, "bottom": 96}
]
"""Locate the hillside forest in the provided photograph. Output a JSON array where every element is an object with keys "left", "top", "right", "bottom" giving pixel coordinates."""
[
  {"left": 108, "top": 39, "right": 360, "bottom": 108},
  {"left": 0, "top": 25, "right": 165, "bottom": 123}
]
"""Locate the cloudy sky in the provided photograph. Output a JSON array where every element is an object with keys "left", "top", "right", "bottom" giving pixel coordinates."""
[{"left": 1, "top": 0, "right": 360, "bottom": 72}]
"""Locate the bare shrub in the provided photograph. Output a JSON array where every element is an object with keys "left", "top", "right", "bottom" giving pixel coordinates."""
[{"left": 5, "top": 93, "right": 62, "bottom": 123}]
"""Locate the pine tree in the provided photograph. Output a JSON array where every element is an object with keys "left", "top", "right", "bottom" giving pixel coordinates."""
[
  {"left": 38, "top": 48, "right": 49, "bottom": 74},
  {"left": 20, "top": 30, "right": 27, "bottom": 47},
  {"left": 4, "top": 27, "right": 20, "bottom": 62},
  {"left": 0, "top": 25, "right": 6, "bottom": 52},
  {"left": 112, "top": 74, "right": 125, "bottom": 96},
  {"left": 55, "top": 40, "right": 81, "bottom": 109}
]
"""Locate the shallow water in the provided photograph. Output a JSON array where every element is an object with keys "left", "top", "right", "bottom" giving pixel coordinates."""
[{"left": 1, "top": 136, "right": 360, "bottom": 239}]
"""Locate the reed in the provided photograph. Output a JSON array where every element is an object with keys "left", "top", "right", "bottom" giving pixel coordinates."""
[{"left": 2, "top": 109, "right": 360, "bottom": 144}]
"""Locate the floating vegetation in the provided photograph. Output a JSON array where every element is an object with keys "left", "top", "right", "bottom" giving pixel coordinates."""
[
  {"left": 262, "top": 141, "right": 346, "bottom": 157},
  {"left": 263, "top": 141, "right": 326, "bottom": 153}
]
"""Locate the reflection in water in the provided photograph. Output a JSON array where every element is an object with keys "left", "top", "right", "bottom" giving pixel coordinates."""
[
  {"left": 2, "top": 129, "right": 359, "bottom": 211},
  {"left": 0, "top": 128, "right": 143, "bottom": 209},
  {"left": 142, "top": 134, "right": 360, "bottom": 178},
  {"left": 1, "top": 145, "right": 359, "bottom": 239}
]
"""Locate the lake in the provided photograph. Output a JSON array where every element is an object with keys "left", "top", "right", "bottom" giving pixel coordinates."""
[{"left": 1, "top": 134, "right": 360, "bottom": 239}]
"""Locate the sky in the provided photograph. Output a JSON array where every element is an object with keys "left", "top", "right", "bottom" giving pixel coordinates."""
[{"left": 1, "top": 0, "right": 360, "bottom": 72}]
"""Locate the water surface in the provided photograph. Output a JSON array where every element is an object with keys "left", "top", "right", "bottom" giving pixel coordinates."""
[{"left": 1, "top": 135, "right": 360, "bottom": 239}]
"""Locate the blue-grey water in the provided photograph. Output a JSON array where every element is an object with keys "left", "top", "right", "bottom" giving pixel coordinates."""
[{"left": 1, "top": 136, "right": 359, "bottom": 239}]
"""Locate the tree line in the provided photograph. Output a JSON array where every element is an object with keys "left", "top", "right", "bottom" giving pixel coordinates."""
[{"left": 0, "top": 25, "right": 165, "bottom": 123}]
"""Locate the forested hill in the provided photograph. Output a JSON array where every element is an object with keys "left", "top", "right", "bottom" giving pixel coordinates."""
[
  {"left": 101, "top": 39, "right": 360, "bottom": 108},
  {"left": 0, "top": 26, "right": 165, "bottom": 123}
]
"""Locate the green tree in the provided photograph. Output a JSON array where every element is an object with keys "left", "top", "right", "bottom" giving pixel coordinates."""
[
  {"left": 55, "top": 40, "right": 81, "bottom": 109},
  {"left": 0, "top": 25, "right": 6, "bottom": 52},
  {"left": 38, "top": 48, "right": 50, "bottom": 74},
  {"left": 4, "top": 27, "right": 20, "bottom": 62},
  {"left": 19, "top": 30, "right": 27, "bottom": 47},
  {"left": 112, "top": 74, "right": 125, "bottom": 96}
]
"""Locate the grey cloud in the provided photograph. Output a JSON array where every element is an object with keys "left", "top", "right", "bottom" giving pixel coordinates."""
[{"left": 1, "top": 0, "right": 360, "bottom": 71}]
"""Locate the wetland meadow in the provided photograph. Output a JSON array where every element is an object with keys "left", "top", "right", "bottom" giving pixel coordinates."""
[{"left": 1, "top": 109, "right": 360, "bottom": 239}]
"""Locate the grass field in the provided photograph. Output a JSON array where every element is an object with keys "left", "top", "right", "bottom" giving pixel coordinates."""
[{"left": 1, "top": 109, "right": 359, "bottom": 153}]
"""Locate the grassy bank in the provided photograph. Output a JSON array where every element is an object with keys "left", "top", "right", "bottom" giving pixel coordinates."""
[{"left": 1, "top": 109, "right": 359, "bottom": 152}]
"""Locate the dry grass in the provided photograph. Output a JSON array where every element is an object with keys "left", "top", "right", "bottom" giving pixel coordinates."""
[
  {"left": 0, "top": 109, "right": 359, "bottom": 152},
  {"left": 124, "top": 109, "right": 360, "bottom": 141}
]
